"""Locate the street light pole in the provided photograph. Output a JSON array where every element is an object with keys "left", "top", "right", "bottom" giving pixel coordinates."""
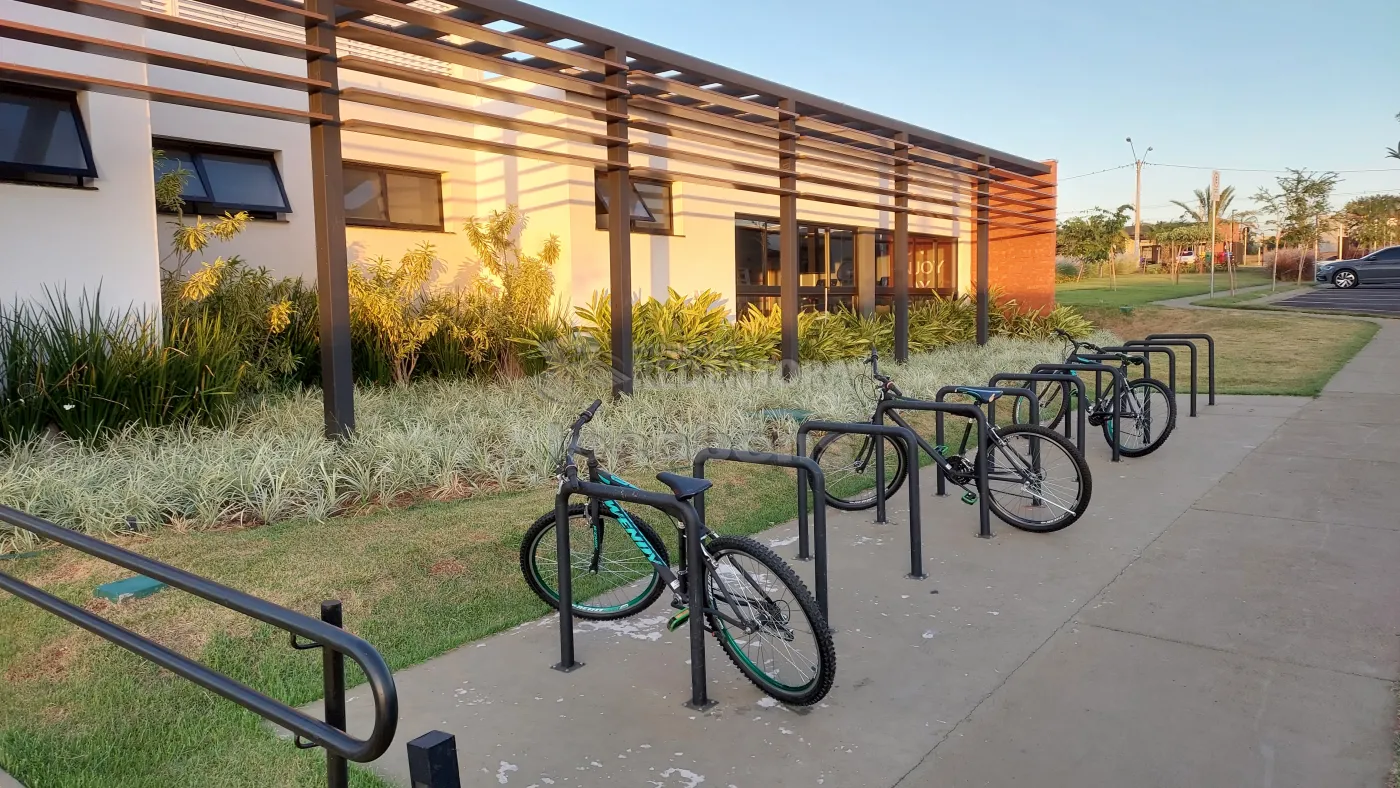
[{"left": 1126, "top": 138, "right": 1152, "bottom": 268}]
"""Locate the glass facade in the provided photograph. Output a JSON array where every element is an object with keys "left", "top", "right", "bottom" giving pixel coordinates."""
[
  {"left": 874, "top": 231, "right": 955, "bottom": 310},
  {"left": 735, "top": 218, "right": 856, "bottom": 314}
]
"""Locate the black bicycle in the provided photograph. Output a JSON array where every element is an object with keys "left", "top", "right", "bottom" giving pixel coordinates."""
[
  {"left": 519, "top": 401, "right": 836, "bottom": 706},
  {"left": 1022, "top": 329, "right": 1177, "bottom": 457},
  {"left": 811, "top": 350, "right": 1093, "bottom": 532}
]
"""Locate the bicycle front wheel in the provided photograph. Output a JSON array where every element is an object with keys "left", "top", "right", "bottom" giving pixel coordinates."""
[
  {"left": 705, "top": 536, "right": 836, "bottom": 706},
  {"left": 975, "top": 424, "right": 1092, "bottom": 532},
  {"left": 520, "top": 503, "right": 670, "bottom": 620},
  {"left": 811, "top": 431, "right": 907, "bottom": 511},
  {"left": 1103, "top": 377, "right": 1176, "bottom": 457}
]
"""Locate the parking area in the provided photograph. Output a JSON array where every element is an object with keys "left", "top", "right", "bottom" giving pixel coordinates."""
[{"left": 1276, "top": 285, "right": 1400, "bottom": 315}]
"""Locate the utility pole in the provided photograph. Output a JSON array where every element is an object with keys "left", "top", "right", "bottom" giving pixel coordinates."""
[
  {"left": 1209, "top": 170, "right": 1219, "bottom": 298},
  {"left": 1271, "top": 225, "right": 1281, "bottom": 291},
  {"left": 1126, "top": 138, "right": 1152, "bottom": 268}
]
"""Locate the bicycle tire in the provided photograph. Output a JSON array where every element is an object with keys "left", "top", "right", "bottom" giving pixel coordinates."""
[
  {"left": 974, "top": 424, "right": 1092, "bottom": 532},
  {"left": 704, "top": 535, "right": 836, "bottom": 706},
  {"left": 1018, "top": 381, "right": 1070, "bottom": 430},
  {"left": 811, "top": 431, "right": 908, "bottom": 511},
  {"left": 520, "top": 503, "right": 670, "bottom": 621},
  {"left": 1102, "top": 377, "right": 1176, "bottom": 457}
]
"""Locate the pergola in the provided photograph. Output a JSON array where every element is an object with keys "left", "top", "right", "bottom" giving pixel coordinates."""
[{"left": 2, "top": 0, "right": 1056, "bottom": 438}]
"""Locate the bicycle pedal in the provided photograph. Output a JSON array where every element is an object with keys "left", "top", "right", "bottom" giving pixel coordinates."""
[
  {"left": 934, "top": 444, "right": 949, "bottom": 456},
  {"left": 1087, "top": 413, "right": 1106, "bottom": 426},
  {"left": 667, "top": 609, "right": 690, "bottom": 631},
  {"left": 960, "top": 491, "right": 979, "bottom": 505}
]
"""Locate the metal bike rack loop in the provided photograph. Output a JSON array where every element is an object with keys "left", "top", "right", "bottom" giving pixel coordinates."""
[
  {"left": 931, "top": 385, "right": 1038, "bottom": 495},
  {"left": 552, "top": 478, "right": 716, "bottom": 710},
  {"left": 1101, "top": 344, "right": 1176, "bottom": 395},
  {"left": 795, "top": 420, "right": 923, "bottom": 579},
  {"left": 1030, "top": 362, "right": 1129, "bottom": 462},
  {"left": 872, "top": 399, "right": 994, "bottom": 539},
  {"left": 691, "top": 448, "right": 833, "bottom": 621},
  {"left": 1145, "top": 333, "right": 1215, "bottom": 406},
  {"left": 986, "top": 372, "right": 1088, "bottom": 454},
  {"left": 1070, "top": 353, "right": 1148, "bottom": 401},
  {"left": 0, "top": 505, "right": 399, "bottom": 788}
]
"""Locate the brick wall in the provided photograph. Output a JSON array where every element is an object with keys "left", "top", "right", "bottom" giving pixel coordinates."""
[{"left": 976, "top": 160, "right": 1057, "bottom": 312}]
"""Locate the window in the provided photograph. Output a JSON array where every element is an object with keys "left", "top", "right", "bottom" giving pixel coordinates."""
[
  {"left": 343, "top": 162, "right": 444, "bottom": 231},
  {"left": 152, "top": 138, "right": 290, "bottom": 216},
  {"left": 734, "top": 217, "right": 856, "bottom": 314},
  {"left": 595, "top": 172, "right": 673, "bottom": 234},
  {"left": 874, "top": 232, "right": 955, "bottom": 309},
  {"left": 0, "top": 83, "right": 97, "bottom": 186}
]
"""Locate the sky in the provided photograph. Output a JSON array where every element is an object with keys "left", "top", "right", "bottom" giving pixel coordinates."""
[{"left": 528, "top": 0, "right": 1400, "bottom": 224}]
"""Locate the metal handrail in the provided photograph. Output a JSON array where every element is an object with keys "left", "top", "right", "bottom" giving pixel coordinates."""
[{"left": 0, "top": 505, "right": 399, "bottom": 774}]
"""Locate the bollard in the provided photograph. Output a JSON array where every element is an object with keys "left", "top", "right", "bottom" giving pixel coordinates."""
[{"left": 407, "top": 730, "right": 461, "bottom": 788}]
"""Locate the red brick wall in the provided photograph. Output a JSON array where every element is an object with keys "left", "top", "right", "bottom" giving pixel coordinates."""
[{"left": 976, "top": 160, "right": 1057, "bottom": 312}]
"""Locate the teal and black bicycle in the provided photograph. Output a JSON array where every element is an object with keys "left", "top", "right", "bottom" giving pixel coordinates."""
[{"left": 519, "top": 401, "right": 836, "bottom": 705}]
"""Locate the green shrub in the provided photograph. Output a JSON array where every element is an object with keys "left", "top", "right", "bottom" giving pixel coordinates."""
[{"left": 0, "top": 292, "right": 246, "bottom": 444}]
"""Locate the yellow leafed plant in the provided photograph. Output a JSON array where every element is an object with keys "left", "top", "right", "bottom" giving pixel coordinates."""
[{"left": 348, "top": 242, "right": 444, "bottom": 384}]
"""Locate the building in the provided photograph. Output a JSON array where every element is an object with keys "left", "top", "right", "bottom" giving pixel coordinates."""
[{"left": 0, "top": 0, "right": 1057, "bottom": 428}]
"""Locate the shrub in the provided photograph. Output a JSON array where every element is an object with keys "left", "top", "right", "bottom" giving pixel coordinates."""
[
  {"left": 1269, "top": 249, "right": 1315, "bottom": 280},
  {"left": 0, "top": 293, "right": 246, "bottom": 444}
]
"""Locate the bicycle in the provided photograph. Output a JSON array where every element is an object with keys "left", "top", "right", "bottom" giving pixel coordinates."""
[
  {"left": 811, "top": 350, "right": 1093, "bottom": 532},
  {"left": 519, "top": 400, "right": 837, "bottom": 706},
  {"left": 1021, "top": 329, "right": 1177, "bottom": 458}
]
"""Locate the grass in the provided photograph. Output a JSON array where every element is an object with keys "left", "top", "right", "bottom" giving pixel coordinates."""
[
  {"left": 1056, "top": 269, "right": 1273, "bottom": 309},
  {"left": 0, "top": 460, "right": 806, "bottom": 788},
  {"left": 1074, "top": 305, "right": 1378, "bottom": 396}
]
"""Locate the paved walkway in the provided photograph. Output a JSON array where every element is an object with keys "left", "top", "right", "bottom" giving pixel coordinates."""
[{"left": 309, "top": 331, "right": 1399, "bottom": 787}]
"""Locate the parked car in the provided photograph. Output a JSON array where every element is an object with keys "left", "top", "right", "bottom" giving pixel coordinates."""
[
  {"left": 1315, "top": 246, "right": 1400, "bottom": 288},
  {"left": 1177, "top": 248, "right": 1196, "bottom": 266}
]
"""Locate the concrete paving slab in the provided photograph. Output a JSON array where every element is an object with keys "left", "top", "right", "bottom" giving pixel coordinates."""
[
  {"left": 896, "top": 625, "right": 1394, "bottom": 788},
  {"left": 0, "top": 768, "right": 21, "bottom": 788},
  {"left": 301, "top": 393, "right": 1294, "bottom": 787},
  {"left": 1256, "top": 417, "right": 1400, "bottom": 462},
  {"left": 1077, "top": 508, "right": 1400, "bottom": 679},
  {"left": 1291, "top": 392, "right": 1400, "bottom": 424},
  {"left": 1194, "top": 452, "right": 1400, "bottom": 530}
]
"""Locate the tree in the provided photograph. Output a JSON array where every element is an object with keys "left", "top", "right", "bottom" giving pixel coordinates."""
[
  {"left": 1388, "top": 111, "right": 1399, "bottom": 160},
  {"left": 1057, "top": 205, "right": 1134, "bottom": 287},
  {"left": 1341, "top": 194, "right": 1400, "bottom": 252},
  {"left": 1253, "top": 169, "right": 1340, "bottom": 284},
  {"left": 1171, "top": 185, "right": 1235, "bottom": 223}
]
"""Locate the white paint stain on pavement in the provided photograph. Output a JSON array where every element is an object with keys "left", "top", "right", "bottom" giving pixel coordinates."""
[{"left": 496, "top": 761, "right": 518, "bottom": 784}]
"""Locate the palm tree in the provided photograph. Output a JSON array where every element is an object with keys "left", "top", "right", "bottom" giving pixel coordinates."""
[{"left": 1171, "top": 186, "right": 1236, "bottom": 222}]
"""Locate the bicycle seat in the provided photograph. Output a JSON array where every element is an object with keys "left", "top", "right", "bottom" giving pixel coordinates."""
[
  {"left": 954, "top": 386, "right": 1005, "bottom": 404},
  {"left": 656, "top": 472, "right": 713, "bottom": 502}
]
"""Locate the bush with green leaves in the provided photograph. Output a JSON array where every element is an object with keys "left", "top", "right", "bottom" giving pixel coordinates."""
[{"left": 0, "top": 332, "right": 1119, "bottom": 551}]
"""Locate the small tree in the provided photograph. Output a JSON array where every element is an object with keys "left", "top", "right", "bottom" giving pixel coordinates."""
[
  {"left": 348, "top": 243, "right": 444, "bottom": 385},
  {"left": 464, "top": 205, "right": 562, "bottom": 376},
  {"left": 1387, "top": 111, "right": 1399, "bottom": 160},
  {"left": 1056, "top": 205, "right": 1133, "bottom": 288},
  {"left": 1341, "top": 194, "right": 1400, "bottom": 252},
  {"left": 153, "top": 150, "right": 249, "bottom": 275},
  {"left": 1253, "top": 169, "right": 1340, "bottom": 284}
]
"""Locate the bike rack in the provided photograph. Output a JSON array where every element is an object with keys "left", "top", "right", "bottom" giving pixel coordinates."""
[
  {"left": 1071, "top": 353, "right": 1146, "bottom": 401},
  {"left": 1102, "top": 344, "right": 1176, "bottom": 394},
  {"left": 986, "top": 373, "right": 1088, "bottom": 454},
  {"left": 552, "top": 478, "right": 716, "bottom": 710},
  {"left": 795, "top": 420, "right": 924, "bottom": 579},
  {"left": 872, "top": 399, "right": 995, "bottom": 539},
  {"left": 930, "top": 385, "right": 1034, "bottom": 493},
  {"left": 1030, "top": 362, "right": 1128, "bottom": 462},
  {"left": 0, "top": 506, "right": 399, "bottom": 788},
  {"left": 691, "top": 448, "right": 833, "bottom": 621},
  {"left": 1123, "top": 340, "right": 1198, "bottom": 416},
  {"left": 1141, "top": 333, "right": 1216, "bottom": 412}
]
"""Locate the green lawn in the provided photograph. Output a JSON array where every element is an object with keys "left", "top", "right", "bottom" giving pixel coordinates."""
[
  {"left": 1057, "top": 269, "right": 1273, "bottom": 309},
  {"left": 1075, "top": 305, "right": 1377, "bottom": 396},
  {"left": 0, "top": 462, "right": 805, "bottom": 787},
  {"left": 1191, "top": 283, "right": 1307, "bottom": 307}
]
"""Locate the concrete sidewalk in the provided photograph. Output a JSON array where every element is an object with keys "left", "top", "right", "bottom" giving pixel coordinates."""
[{"left": 310, "top": 336, "right": 1398, "bottom": 786}]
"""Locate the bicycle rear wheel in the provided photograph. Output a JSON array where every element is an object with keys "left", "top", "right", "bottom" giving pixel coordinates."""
[
  {"left": 1015, "top": 381, "right": 1070, "bottom": 430},
  {"left": 520, "top": 503, "right": 670, "bottom": 620},
  {"left": 1103, "top": 377, "right": 1176, "bottom": 457},
  {"left": 705, "top": 536, "right": 836, "bottom": 706},
  {"left": 811, "top": 431, "right": 907, "bottom": 511},
  {"left": 975, "top": 424, "right": 1092, "bottom": 532}
]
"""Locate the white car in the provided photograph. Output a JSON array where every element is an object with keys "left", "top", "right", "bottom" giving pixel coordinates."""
[{"left": 1177, "top": 249, "right": 1196, "bottom": 266}]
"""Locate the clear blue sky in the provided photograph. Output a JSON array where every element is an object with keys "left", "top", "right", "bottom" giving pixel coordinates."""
[{"left": 531, "top": 0, "right": 1400, "bottom": 223}]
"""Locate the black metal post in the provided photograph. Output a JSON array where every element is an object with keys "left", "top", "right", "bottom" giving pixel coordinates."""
[
  {"left": 976, "top": 155, "right": 991, "bottom": 346},
  {"left": 797, "top": 422, "right": 921, "bottom": 579},
  {"left": 407, "top": 731, "right": 461, "bottom": 788},
  {"left": 874, "top": 401, "right": 992, "bottom": 539},
  {"left": 1145, "top": 333, "right": 1215, "bottom": 406},
  {"left": 321, "top": 600, "right": 348, "bottom": 788},
  {"left": 1031, "top": 363, "right": 1127, "bottom": 462},
  {"left": 693, "top": 450, "right": 830, "bottom": 619},
  {"left": 1127, "top": 339, "right": 1197, "bottom": 416},
  {"left": 552, "top": 488, "right": 581, "bottom": 672},
  {"left": 605, "top": 46, "right": 633, "bottom": 398}
]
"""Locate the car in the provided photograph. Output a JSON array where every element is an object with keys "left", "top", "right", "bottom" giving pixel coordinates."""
[
  {"left": 1315, "top": 246, "right": 1400, "bottom": 288},
  {"left": 1177, "top": 248, "right": 1196, "bottom": 265}
]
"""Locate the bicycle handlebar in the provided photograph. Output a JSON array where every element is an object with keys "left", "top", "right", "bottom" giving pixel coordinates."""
[{"left": 558, "top": 399, "right": 603, "bottom": 480}]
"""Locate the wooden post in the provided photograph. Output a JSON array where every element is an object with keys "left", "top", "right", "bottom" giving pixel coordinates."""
[
  {"left": 975, "top": 155, "right": 991, "bottom": 346},
  {"left": 893, "top": 132, "right": 910, "bottom": 363},
  {"left": 778, "top": 98, "right": 799, "bottom": 378},
  {"left": 605, "top": 47, "right": 633, "bottom": 397},
  {"left": 306, "top": 0, "right": 353, "bottom": 438}
]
